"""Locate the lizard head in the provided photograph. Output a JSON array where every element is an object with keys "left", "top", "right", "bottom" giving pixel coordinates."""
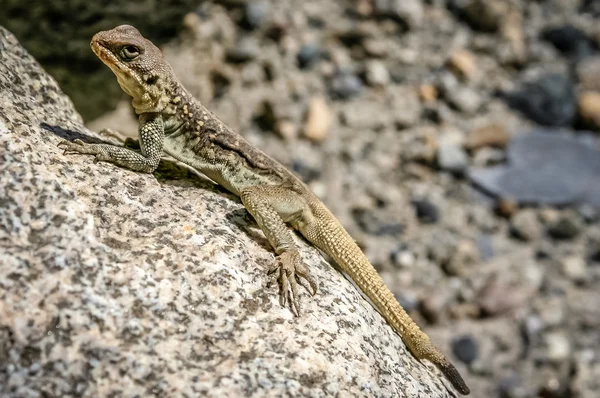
[{"left": 91, "top": 25, "right": 173, "bottom": 114}]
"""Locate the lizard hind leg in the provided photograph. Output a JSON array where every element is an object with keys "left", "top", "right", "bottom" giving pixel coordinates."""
[{"left": 240, "top": 185, "right": 318, "bottom": 316}]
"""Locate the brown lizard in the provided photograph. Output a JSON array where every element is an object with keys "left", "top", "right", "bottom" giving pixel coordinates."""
[{"left": 58, "top": 25, "right": 470, "bottom": 395}]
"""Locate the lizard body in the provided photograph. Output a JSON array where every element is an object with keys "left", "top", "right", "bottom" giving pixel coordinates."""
[{"left": 59, "top": 25, "right": 469, "bottom": 395}]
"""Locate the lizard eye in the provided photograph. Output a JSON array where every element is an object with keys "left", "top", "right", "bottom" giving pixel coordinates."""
[{"left": 120, "top": 45, "right": 140, "bottom": 61}]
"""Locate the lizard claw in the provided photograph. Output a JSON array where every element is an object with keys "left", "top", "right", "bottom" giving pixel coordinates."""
[{"left": 270, "top": 250, "right": 318, "bottom": 316}]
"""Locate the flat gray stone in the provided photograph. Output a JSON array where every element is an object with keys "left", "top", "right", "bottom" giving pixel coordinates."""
[
  {"left": 469, "top": 130, "right": 600, "bottom": 206},
  {"left": 0, "top": 26, "right": 454, "bottom": 398}
]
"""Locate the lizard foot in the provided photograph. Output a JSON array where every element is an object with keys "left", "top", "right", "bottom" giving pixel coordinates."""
[
  {"left": 269, "top": 250, "right": 318, "bottom": 316},
  {"left": 58, "top": 139, "right": 111, "bottom": 163}
]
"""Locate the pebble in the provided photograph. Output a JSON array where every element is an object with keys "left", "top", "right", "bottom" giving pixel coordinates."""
[
  {"left": 330, "top": 71, "right": 363, "bottom": 99},
  {"left": 364, "top": 60, "right": 390, "bottom": 86},
  {"left": 478, "top": 276, "right": 528, "bottom": 316},
  {"left": 243, "top": 1, "right": 270, "bottom": 30},
  {"left": 543, "top": 332, "right": 571, "bottom": 365},
  {"left": 472, "top": 147, "right": 505, "bottom": 167},
  {"left": 578, "top": 91, "right": 600, "bottom": 130},
  {"left": 462, "top": 0, "right": 510, "bottom": 32},
  {"left": 304, "top": 97, "right": 333, "bottom": 143},
  {"left": 448, "top": 49, "right": 477, "bottom": 80},
  {"left": 352, "top": 208, "right": 404, "bottom": 236},
  {"left": 226, "top": 37, "right": 260, "bottom": 63},
  {"left": 411, "top": 199, "right": 440, "bottom": 224},
  {"left": 542, "top": 25, "right": 597, "bottom": 60},
  {"left": 297, "top": 44, "right": 321, "bottom": 69},
  {"left": 507, "top": 73, "right": 576, "bottom": 127},
  {"left": 576, "top": 56, "right": 600, "bottom": 91},
  {"left": 561, "top": 256, "right": 588, "bottom": 283},
  {"left": 546, "top": 216, "right": 581, "bottom": 240},
  {"left": 418, "top": 84, "right": 438, "bottom": 103},
  {"left": 452, "top": 335, "right": 479, "bottom": 365},
  {"left": 445, "top": 240, "right": 479, "bottom": 276},
  {"left": 464, "top": 124, "right": 510, "bottom": 150},
  {"left": 374, "top": 0, "right": 424, "bottom": 29},
  {"left": 510, "top": 210, "right": 542, "bottom": 241},
  {"left": 446, "top": 86, "right": 482, "bottom": 114},
  {"left": 437, "top": 134, "right": 469, "bottom": 174}
]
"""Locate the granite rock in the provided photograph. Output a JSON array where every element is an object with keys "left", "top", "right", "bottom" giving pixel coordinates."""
[{"left": 0, "top": 27, "right": 454, "bottom": 398}]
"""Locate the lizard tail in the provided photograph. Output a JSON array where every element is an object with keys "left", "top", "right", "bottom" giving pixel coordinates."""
[{"left": 305, "top": 205, "right": 470, "bottom": 395}]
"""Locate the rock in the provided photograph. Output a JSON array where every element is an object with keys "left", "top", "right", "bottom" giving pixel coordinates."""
[
  {"left": 465, "top": 124, "right": 510, "bottom": 150},
  {"left": 446, "top": 86, "right": 482, "bottom": 114},
  {"left": 546, "top": 215, "right": 581, "bottom": 240},
  {"left": 226, "top": 37, "right": 260, "bottom": 63},
  {"left": 561, "top": 256, "right": 588, "bottom": 283},
  {"left": 507, "top": 73, "right": 577, "bottom": 127},
  {"left": 374, "top": 0, "right": 424, "bottom": 29},
  {"left": 438, "top": 134, "right": 469, "bottom": 173},
  {"left": 472, "top": 147, "right": 505, "bottom": 167},
  {"left": 444, "top": 240, "right": 479, "bottom": 276},
  {"left": 576, "top": 56, "right": 600, "bottom": 91},
  {"left": 419, "top": 289, "right": 452, "bottom": 324},
  {"left": 297, "top": 44, "right": 321, "bottom": 69},
  {"left": 0, "top": 26, "right": 455, "bottom": 398},
  {"left": 469, "top": 130, "right": 600, "bottom": 206},
  {"left": 452, "top": 336, "right": 479, "bottom": 365},
  {"left": 510, "top": 210, "right": 542, "bottom": 242},
  {"left": 390, "top": 248, "right": 415, "bottom": 269},
  {"left": 340, "top": 99, "right": 392, "bottom": 131},
  {"left": 448, "top": 49, "right": 477, "bottom": 80},
  {"left": 578, "top": 91, "right": 600, "bottom": 130},
  {"left": 412, "top": 199, "right": 440, "bottom": 224},
  {"left": 390, "top": 87, "right": 422, "bottom": 128},
  {"left": 274, "top": 120, "right": 297, "bottom": 140},
  {"left": 291, "top": 159, "right": 321, "bottom": 183},
  {"left": 543, "top": 332, "right": 571, "bottom": 365},
  {"left": 351, "top": 208, "right": 404, "bottom": 237},
  {"left": 542, "top": 25, "right": 597, "bottom": 60},
  {"left": 330, "top": 70, "right": 363, "bottom": 100},
  {"left": 419, "top": 84, "right": 438, "bottom": 103},
  {"left": 242, "top": 1, "right": 270, "bottom": 30},
  {"left": 476, "top": 234, "right": 495, "bottom": 260},
  {"left": 303, "top": 97, "right": 333, "bottom": 142},
  {"left": 462, "top": 0, "right": 511, "bottom": 32},
  {"left": 478, "top": 276, "right": 528, "bottom": 316},
  {"left": 365, "top": 60, "right": 390, "bottom": 86}
]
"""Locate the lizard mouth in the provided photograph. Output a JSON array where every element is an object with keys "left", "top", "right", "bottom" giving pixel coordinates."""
[{"left": 90, "top": 37, "right": 144, "bottom": 88}]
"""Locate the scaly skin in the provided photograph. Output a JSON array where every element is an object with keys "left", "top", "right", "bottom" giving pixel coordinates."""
[{"left": 58, "top": 25, "right": 470, "bottom": 395}]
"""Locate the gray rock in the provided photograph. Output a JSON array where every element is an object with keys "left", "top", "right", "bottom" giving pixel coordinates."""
[
  {"left": 374, "top": 0, "right": 424, "bottom": 29},
  {"left": 0, "top": 27, "right": 454, "bottom": 398},
  {"left": 469, "top": 130, "right": 600, "bottom": 206},
  {"left": 365, "top": 60, "right": 390, "bottom": 86},
  {"left": 438, "top": 137, "right": 469, "bottom": 173}
]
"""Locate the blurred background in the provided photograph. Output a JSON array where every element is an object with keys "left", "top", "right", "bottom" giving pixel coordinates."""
[{"left": 3, "top": 0, "right": 600, "bottom": 396}]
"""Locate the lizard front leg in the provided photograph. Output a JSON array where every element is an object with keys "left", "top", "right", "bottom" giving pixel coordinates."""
[
  {"left": 58, "top": 114, "right": 164, "bottom": 173},
  {"left": 240, "top": 185, "right": 318, "bottom": 315}
]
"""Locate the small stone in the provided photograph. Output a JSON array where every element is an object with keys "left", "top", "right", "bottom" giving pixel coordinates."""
[
  {"left": 478, "top": 276, "right": 528, "bottom": 316},
  {"left": 448, "top": 49, "right": 477, "bottom": 80},
  {"left": 542, "top": 25, "right": 597, "bottom": 60},
  {"left": 546, "top": 216, "right": 580, "bottom": 240},
  {"left": 577, "top": 56, "right": 600, "bottom": 91},
  {"left": 352, "top": 208, "right": 404, "bottom": 237},
  {"left": 374, "top": 0, "right": 424, "bottom": 29},
  {"left": 452, "top": 335, "right": 479, "bottom": 365},
  {"left": 444, "top": 240, "right": 479, "bottom": 276},
  {"left": 418, "top": 84, "right": 438, "bottom": 103},
  {"left": 437, "top": 134, "right": 469, "bottom": 173},
  {"left": 226, "top": 37, "right": 260, "bottom": 63},
  {"left": 243, "top": 1, "right": 270, "bottom": 30},
  {"left": 304, "top": 97, "right": 333, "bottom": 143},
  {"left": 543, "top": 332, "right": 571, "bottom": 364},
  {"left": 462, "top": 0, "right": 510, "bottom": 32},
  {"left": 411, "top": 199, "right": 440, "bottom": 224},
  {"left": 297, "top": 44, "right": 321, "bottom": 69},
  {"left": 390, "top": 248, "right": 415, "bottom": 269},
  {"left": 447, "top": 87, "right": 482, "bottom": 113},
  {"left": 507, "top": 73, "right": 576, "bottom": 127},
  {"left": 365, "top": 60, "right": 390, "bottom": 86},
  {"left": 274, "top": 120, "right": 297, "bottom": 140},
  {"left": 510, "top": 210, "right": 542, "bottom": 241},
  {"left": 476, "top": 234, "right": 495, "bottom": 260},
  {"left": 465, "top": 124, "right": 510, "bottom": 150},
  {"left": 561, "top": 256, "right": 588, "bottom": 283},
  {"left": 291, "top": 159, "right": 321, "bottom": 183},
  {"left": 330, "top": 71, "right": 363, "bottom": 100},
  {"left": 578, "top": 91, "right": 600, "bottom": 130},
  {"left": 419, "top": 290, "right": 452, "bottom": 324},
  {"left": 472, "top": 147, "right": 505, "bottom": 167},
  {"left": 522, "top": 316, "right": 545, "bottom": 341}
]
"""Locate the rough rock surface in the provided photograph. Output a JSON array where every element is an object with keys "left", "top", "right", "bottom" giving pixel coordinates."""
[{"left": 0, "top": 27, "right": 454, "bottom": 398}]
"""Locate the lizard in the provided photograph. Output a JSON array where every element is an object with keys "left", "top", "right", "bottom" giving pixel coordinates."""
[{"left": 58, "top": 25, "right": 470, "bottom": 396}]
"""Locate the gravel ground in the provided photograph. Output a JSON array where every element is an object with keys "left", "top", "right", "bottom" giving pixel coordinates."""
[{"left": 34, "top": 0, "right": 600, "bottom": 396}]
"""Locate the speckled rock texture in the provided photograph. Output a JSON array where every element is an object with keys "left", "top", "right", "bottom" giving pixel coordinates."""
[{"left": 0, "top": 26, "right": 453, "bottom": 398}]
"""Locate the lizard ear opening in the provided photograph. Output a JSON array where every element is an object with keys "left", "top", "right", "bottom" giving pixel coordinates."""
[{"left": 146, "top": 75, "right": 158, "bottom": 85}]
